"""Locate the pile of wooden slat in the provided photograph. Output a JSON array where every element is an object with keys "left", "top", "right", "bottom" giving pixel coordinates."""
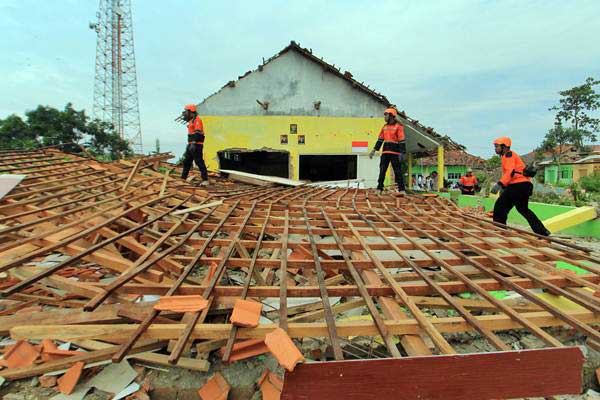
[{"left": 0, "top": 147, "right": 599, "bottom": 399}]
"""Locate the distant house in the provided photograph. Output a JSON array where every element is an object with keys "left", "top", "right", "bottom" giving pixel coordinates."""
[
  {"left": 525, "top": 145, "right": 600, "bottom": 185},
  {"left": 412, "top": 150, "right": 485, "bottom": 183}
]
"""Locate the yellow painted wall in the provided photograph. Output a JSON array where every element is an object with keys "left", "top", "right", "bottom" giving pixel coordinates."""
[
  {"left": 202, "top": 115, "right": 385, "bottom": 179},
  {"left": 572, "top": 163, "right": 600, "bottom": 182}
]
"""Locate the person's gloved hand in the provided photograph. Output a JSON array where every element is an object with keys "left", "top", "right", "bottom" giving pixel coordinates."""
[
  {"left": 369, "top": 149, "right": 376, "bottom": 159},
  {"left": 187, "top": 143, "right": 197, "bottom": 155},
  {"left": 490, "top": 182, "right": 502, "bottom": 194},
  {"left": 398, "top": 153, "right": 405, "bottom": 162}
]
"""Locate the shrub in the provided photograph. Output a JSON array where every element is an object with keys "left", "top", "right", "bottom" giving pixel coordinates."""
[{"left": 579, "top": 172, "right": 600, "bottom": 193}]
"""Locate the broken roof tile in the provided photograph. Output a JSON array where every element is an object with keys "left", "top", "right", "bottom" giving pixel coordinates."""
[
  {"left": 230, "top": 299, "right": 263, "bottom": 328},
  {"left": 57, "top": 361, "right": 85, "bottom": 395},
  {"left": 197, "top": 372, "right": 230, "bottom": 400},
  {"left": 258, "top": 369, "right": 284, "bottom": 400},
  {"left": 264, "top": 328, "right": 305, "bottom": 372},
  {"left": 3, "top": 340, "right": 40, "bottom": 369},
  {"left": 153, "top": 295, "right": 209, "bottom": 313},
  {"left": 218, "top": 339, "right": 269, "bottom": 363}
]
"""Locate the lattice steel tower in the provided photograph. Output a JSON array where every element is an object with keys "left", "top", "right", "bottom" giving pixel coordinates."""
[{"left": 90, "top": 0, "right": 143, "bottom": 154}]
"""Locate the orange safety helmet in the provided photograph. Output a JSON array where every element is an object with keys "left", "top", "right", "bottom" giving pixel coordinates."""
[
  {"left": 184, "top": 104, "right": 197, "bottom": 113},
  {"left": 493, "top": 136, "right": 512, "bottom": 147},
  {"left": 384, "top": 107, "right": 398, "bottom": 116}
]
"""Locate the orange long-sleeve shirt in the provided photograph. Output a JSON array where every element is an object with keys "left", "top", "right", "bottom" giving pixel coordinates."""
[
  {"left": 499, "top": 151, "right": 530, "bottom": 187},
  {"left": 459, "top": 175, "right": 478, "bottom": 187},
  {"left": 187, "top": 116, "right": 205, "bottom": 144}
]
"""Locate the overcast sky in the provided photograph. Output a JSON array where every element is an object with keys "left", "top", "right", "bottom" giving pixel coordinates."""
[{"left": 1, "top": 0, "right": 599, "bottom": 158}]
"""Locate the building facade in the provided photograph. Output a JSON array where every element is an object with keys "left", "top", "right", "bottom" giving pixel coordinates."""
[{"left": 195, "top": 41, "right": 461, "bottom": 187}]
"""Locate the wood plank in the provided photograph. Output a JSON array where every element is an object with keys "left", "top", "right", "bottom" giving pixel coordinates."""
[
  {"left": 0, "top": 302, "right": 158, "bottom": 335},
  {"left": 70, "top": 339, "right": 209, "bottom": 371},
  {"left": 98, "top": 274, "right": 600, "bottom": 297},
  {"left": 281, "top": 347, "right": 584, "bottom": 400},
  {"left": 11, "top": 309, "right": 599, "bottom": 341}
]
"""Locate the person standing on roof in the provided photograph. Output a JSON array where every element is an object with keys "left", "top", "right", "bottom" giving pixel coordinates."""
[
  {"left": 180, "top": 104, "right": 209, "bottom": 186},
  {"left": 369, "top": 107, "right": 406, "bottom": 194},
  {"left": 490, "top": 136, "right": 549, "bottom": 235},
  {"left": 458, "top": 168, "right": 479, "bottom": 195}
]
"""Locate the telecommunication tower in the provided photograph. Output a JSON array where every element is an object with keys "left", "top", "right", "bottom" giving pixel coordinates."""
[{"left": 90, "top": 0, "right": 143, "bottom": 154}]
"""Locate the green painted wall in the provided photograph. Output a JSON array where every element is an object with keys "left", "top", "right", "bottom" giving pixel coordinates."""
[
  {"left": 440, "top": 193, "right": 599, "bottom": 238},
  {"left": 544, "top": 164, "right": 573, "bottom": 185},
  {"left": 412, "top": 165, "right": 467, "bottom": 181}
]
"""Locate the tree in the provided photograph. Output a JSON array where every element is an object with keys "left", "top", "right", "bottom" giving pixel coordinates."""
[
  {"left": 549, "top": 77, "right": 600, "bottom": 149},
  {"left": 485, "top": 155, "right": 501, "bottom": 170},
  {"left": 85, "top": 119, "right": 132, "bottom": 160},
  {"left": 0, "top": 104, "right": 132, "bottom": 160},
  {"left": 0, "top": 115, "right": 37, "bottom": 150},
  {"left": 26, "top": 103, "right": 86, "bottom": 146},
  {"left": 154, "top": 138, "right": 161, "bottom": 154}
]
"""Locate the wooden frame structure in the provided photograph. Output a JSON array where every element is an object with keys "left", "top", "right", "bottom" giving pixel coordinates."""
[{"left": 1, "top": 148, "right": 599, "bottom": 397}]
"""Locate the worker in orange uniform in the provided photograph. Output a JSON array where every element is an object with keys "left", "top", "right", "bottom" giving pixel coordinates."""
[
  {"left": 490, "top": 137, "right": 549, "bottom": 235},
  {"left": 180, "top": 104, "right": 209, "bottom": 186},
  {"left": 369, "top": 107, "right": 406, "bottom": 194},
  {"left": 458, "top": 168, "right": 478, "bottom": 195}
]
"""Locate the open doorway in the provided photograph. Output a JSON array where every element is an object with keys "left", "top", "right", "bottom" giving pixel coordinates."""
[
  {"left": 218, "top": 149, "right": 289, "bottom": 178},
  {"left": 299, "top": 155, "right": 357, "bottom": 182}
]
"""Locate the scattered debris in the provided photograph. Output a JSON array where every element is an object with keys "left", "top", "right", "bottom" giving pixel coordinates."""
[
  {"left": 0, "top": 149, "right": 599, "bottom": 399},
  {"left": 197, "top": 372, "right": 230, "bottom": 400},
  {"left": 57, "top": 361, "right": 84, "bottom": 395},
  {"left": 230, "top": 299, "right": 263, "bottom": 328},
  {"left": 264, "top": 328, "right": 305, "bottom": 372}
]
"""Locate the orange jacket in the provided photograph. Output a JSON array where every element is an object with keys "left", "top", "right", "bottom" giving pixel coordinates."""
[
  {"left": 459, "top": 175, "right": 478, "bottom": 187},
  {"left": 499, "top": 151, "right": 530, "bottom": 187},
  {"left": 374, "top": 123, "right": 406, "bottom": 154},
  {"left": 187, "top": 116, "right": 205, "bottom": 144}
]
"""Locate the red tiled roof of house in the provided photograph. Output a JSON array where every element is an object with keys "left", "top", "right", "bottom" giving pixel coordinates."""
[{"left": 416, "top": 150, "right": 485, "bottom": 167}]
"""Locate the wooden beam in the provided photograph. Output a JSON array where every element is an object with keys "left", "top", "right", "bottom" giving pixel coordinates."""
[{"left": 10, "top": 309, "right": 600, "bottom": 341}]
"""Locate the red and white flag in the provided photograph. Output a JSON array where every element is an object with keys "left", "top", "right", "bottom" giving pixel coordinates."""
[{"left": 351, "top": 141, "right": 369, "bottom": 153}]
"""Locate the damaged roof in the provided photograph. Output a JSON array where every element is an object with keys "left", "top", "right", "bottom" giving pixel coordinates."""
[{"left": 200, "top": 40, "right": 464, "bottom": 151}]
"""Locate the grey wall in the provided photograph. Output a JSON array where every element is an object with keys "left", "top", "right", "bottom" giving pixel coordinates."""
[{"left": 197, "top": 50, "right": 386, "bottom": 118}]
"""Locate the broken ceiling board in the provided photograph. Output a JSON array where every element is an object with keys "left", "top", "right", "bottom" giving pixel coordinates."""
[
  {"left": 219, "top": 169, "right": 305, "bottom": 186},
  {"left": 281, "top": 347, "right": 584, "bottom": 400},
  {"left": 0, "top": 174, "right": 26, "bottom": 200}
]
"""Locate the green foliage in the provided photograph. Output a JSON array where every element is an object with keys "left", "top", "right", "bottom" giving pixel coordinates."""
[
  {"left": 474, "top": 171, "right": 489, "bottom": 189},
  {"left": 549, "top": 77, "right": 600, "bottom": 149},
  {"left": 579, "top": 172, "right": 600, "bottom": 193},
  {"left": 0, "top": 114, "right": 38, "bottom": 150},
  {"left": 539, "top": 123, "right": 575, "bottom": 166},
  {"left": 27, "top": 103, "right": 86, "bottom": 146},
  {"left": 0, "top": 103, "right": 132, "bottom": 160},
  {"left": 485, "top": 155, "right": 501, "bottom": 170},
  {"left": 529, "top": 190, "right": 587, "bottom": 207},
  {"left": 85, "top": 119, "right": 131, "bottom": 160}
]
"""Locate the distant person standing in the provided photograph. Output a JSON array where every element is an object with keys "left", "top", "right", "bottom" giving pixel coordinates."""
[
  {"left": 430, "top": 171, "right": 438, "bottom": 191},
  {"left": 180, "top": 104, "right": 209, "bottom": 186},
  {"left": 490, "top": 136, "right": 549, "bottom": 236},
  {"left": 369, "top": 108, "right": 406, "bottom": 194},
  {"left": 458, "top": 168, "right": 478, "bottom": 195}
]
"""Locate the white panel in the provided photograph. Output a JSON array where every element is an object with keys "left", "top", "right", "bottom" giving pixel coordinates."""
[{"left": 357, "top": 155, "right": 380, "bottom": 188}]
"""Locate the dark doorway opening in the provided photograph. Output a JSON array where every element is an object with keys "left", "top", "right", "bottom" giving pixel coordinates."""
[
  {"left": 299, "top": 155, "right": 357, "bottom": 182},
  {"left": 218, "top": 149, "right": 289, "bottom": 178}
]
